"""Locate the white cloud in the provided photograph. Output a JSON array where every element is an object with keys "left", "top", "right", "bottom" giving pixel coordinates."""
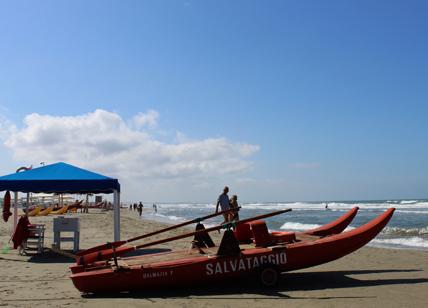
[
  {"left": 1, "top": 109, "right": 259, "bottom": 186},
  {"left": 133, "top": 110, "right": 159, "bottom": 129},
  {"left": 0, "top": 114, "right": 16, "bottom": 140}
]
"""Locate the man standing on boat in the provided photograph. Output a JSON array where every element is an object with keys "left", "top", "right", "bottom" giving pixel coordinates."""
[{"left": 216, "top": 186, "right": 231, "bottom": 223}]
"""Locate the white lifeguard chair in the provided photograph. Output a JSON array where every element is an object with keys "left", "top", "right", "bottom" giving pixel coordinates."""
[{"left": 53, "top": 216, "right": 80, "bottom": 252}]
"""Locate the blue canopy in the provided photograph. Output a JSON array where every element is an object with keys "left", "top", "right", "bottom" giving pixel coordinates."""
[{"left": 0, "top": 162, "right": 120, "bottom": 194}]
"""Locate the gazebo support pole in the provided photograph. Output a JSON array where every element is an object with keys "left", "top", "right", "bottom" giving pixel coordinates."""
[
  {"left": 13, "top": 192, "right": 18, "bottom": 231},
  {"left": 26, "top": 193, "right": 30, "bottom": 215},
  {"left": 113, "top": 190, "right": 120, "bottom": 241}
]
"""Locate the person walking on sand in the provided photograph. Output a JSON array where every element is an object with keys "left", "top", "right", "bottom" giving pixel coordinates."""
[
  {"left": 216, "top": 186, "right": 231, "bottom": 223},
  {"left": 138, "top": 202, "right": 143, "bottom": 216}
]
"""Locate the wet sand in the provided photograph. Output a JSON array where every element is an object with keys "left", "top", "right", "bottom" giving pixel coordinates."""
[{"left": 0, "top": 208, "right": 427, "bottom": 307}]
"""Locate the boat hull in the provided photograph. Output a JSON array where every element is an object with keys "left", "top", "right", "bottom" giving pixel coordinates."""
[
  {"left": 70, "top": 208, "right": 394, "bottom": 293},
  {"left": 71, "top": 248, "right": 287, "bottom": 293},
  {"left": 283, "top": 208, "right": 394, "bottom": 271},
  {"left": 303, "top": 206, "right": 358, "bottom": 236}
]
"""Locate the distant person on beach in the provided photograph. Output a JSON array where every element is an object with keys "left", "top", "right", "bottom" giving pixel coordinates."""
[
  {"left": 216, "top": 186, "right": 231, "bottom": 223},
  {"left": 133, "top": 203, "right": 137, "bottom": 211},
  {"left": 138, "top": 202, "right": 143, "bottom": 216},
  {"left": 229, "top": 195, "right": 240, "bottom": 222},
  {"left": 153, "top": 203, "right": 157, "bottom": 213}
]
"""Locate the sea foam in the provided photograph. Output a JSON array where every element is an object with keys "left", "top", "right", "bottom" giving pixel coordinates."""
[{"left": 371, "top": 237, "right": 428, "bottom": 249}]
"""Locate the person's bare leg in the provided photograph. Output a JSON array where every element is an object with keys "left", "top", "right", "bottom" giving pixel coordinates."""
[{"left": 222, "top": 213, "right": 229, "bottom": 224}]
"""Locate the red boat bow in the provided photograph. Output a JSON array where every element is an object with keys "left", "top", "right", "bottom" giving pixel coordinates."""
[
  {"left": 304, "top": 206, "right": 359, "bottom": 236},
  {"left": 284, "top": 208, "right": 395, "bottom": 271}
]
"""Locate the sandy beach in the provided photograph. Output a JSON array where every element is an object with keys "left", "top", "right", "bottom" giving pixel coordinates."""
[{"left": 1, "top": 208, "right": 427, "bottom": 308}]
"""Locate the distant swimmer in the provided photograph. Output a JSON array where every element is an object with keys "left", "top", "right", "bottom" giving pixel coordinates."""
[{"left": 325, "top": 203, "right": 329, "bottom": 210}]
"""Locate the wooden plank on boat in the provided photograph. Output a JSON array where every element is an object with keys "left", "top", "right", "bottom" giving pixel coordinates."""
[{"left": 295, "top": 233, "right": 321, "bottom": 242}]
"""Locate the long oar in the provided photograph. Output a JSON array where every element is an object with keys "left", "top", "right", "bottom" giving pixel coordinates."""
[
  {"left": 76, "top": 207, "right": 240, "bottom": 256},
  {"left": 77, "top": 208, "right": 291, "bottom": 265}
]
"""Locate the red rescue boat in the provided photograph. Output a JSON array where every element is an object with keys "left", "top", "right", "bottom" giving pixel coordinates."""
[{"left": 70, "top": 207, "right": 394, "bottom": 293}]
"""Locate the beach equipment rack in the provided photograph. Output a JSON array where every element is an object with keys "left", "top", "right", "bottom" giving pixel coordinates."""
[
  {"left": 19, "top": 224, "right": 45, "bottom": 255},
  {"left": 53, "top": 216, "right": 80, "bottom": 252}
]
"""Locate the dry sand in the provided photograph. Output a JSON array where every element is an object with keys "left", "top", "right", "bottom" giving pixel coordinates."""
[{"left": 1, "top": 208, "right": 427, "bottom": 308}]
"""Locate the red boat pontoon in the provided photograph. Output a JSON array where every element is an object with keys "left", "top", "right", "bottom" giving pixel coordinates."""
[{"left": 70, "top": 207, "right": 394, "bottom": 293}]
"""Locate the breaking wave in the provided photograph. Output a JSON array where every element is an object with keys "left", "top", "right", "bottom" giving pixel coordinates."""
[
  {"left": 381, "top": 226, "right": 428, "bottom": 237},
  {"left": 280, "top": 222, "right": 322, "bottom": 230},
  {"left": 148, "top": 200, "right": 428, "bottom": 213},
  {"left": 396, "top": 210, "right": 428, "bottom": 215},
  {"left": 371, "top": 237, "right": 428, "bottom": 249}
]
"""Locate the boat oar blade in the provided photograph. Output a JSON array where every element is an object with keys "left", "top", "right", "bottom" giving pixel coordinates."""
[
  {"left": 77, "top": 245, "right": 134, "bottom": 265},
  {"left": 76, "top": 240, "right": 126, "bottom": 256}
]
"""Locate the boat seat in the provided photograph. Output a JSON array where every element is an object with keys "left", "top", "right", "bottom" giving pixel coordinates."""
[
  {"left": 250, "top": 220, "right": 296, "bottom": 247},
  {"left": 250, "top": 220, "right": 272, "bottom": 247},
  {"left": 233, "top": 222, "right": 253, "bottom": 243},
  {"left": 271, "top": 231, "right": 296, "bottom": 243}
]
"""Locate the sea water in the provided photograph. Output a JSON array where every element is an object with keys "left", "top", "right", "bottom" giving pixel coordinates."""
[{"left": 136, "top": 200, "right": 428, "bottom": 250}]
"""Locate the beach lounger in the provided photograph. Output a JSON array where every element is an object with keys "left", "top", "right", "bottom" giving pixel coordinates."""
[
  {"left": 50, "top": 205, "right": 69, "bottom": 215},
  {"left": 28, "top": 206, "right": 41, "bottom": 217},
  {"left": 37, "top": 206, "right": 53, "bottom": 216}
]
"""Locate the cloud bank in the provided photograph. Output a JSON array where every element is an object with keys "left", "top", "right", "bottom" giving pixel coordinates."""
[{"left": 1, "top": 110, "right": 259, "bottom": 184}]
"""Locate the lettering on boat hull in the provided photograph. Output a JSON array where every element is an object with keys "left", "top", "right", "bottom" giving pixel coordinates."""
[
  {"left": 143, "top": 270, "right": 173, "bottom": 279},
  {"left": 206, "top": 252, "right": 287, "bottom": 276}
]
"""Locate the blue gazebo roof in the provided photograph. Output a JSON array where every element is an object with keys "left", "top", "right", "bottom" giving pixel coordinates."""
[{"left": 0, "top": 162, "right": 120, "bottom": 193}]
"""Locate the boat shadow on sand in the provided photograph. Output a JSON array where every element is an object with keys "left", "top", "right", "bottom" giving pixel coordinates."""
[{"left": 82, "top": 268, "right": 427, "bottom": 300}]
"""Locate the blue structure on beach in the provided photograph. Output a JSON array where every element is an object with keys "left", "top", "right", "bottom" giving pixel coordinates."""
[
  {"left": 0, "top": 162, "right": 122, "bottom": 241},
  {"left": 0, "top": 162, "right": 120, "bottom": 193}
]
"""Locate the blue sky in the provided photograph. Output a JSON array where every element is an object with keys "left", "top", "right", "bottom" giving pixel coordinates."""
[{"left": 0, "top": 0, "right": 427, "bottom": 202}]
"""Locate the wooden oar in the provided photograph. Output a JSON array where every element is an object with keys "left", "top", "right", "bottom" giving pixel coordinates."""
[
  {"left": 77, "top": 208, "right": 291, "bottom": 265},
  {"left": 76, "top": 207, "right": 240, "bottom": 256}
]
